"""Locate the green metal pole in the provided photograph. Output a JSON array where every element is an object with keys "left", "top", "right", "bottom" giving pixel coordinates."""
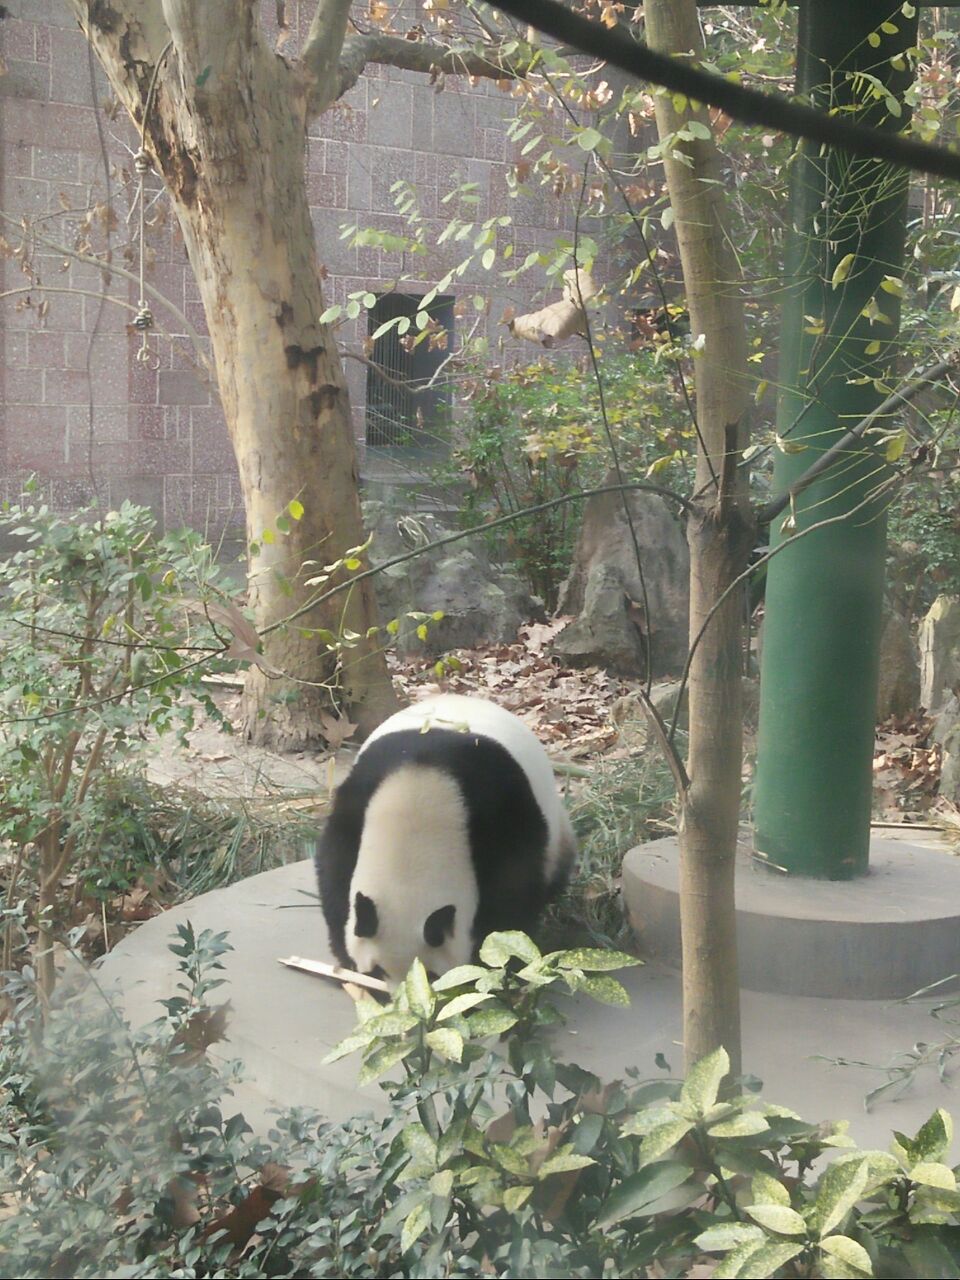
[{"left": 754, "top": 0, "right": 918, "bottom": 878}]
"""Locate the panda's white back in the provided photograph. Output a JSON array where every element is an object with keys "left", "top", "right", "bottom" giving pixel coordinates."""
[{"left": 360, "top": 694, "right": 574, "bottom": 884}]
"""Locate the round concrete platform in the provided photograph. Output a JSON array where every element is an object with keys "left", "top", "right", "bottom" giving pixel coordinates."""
[
  {"left": 623, "top": 836, "right": 960, "bottom": 1000},
  {"left": 92, "top": 859, "right": 959, "bottom": 1151}
]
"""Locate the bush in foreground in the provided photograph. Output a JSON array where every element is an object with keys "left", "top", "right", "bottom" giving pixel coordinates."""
[{"left": 2, "top": 928, "right": 958, "bottom": 1278}]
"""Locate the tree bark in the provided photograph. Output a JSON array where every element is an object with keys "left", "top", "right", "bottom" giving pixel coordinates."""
[
  {"left": 645, "top": 0, "right": 752, "bottom": 1078},
  {"left": 68, "top": 1, "right": 396, "bottom": 746}
]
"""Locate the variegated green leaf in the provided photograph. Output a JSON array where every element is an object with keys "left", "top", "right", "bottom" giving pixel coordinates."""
[
  {"left": 745, "top": 1203, "right": 807, "bottom": 1236},
  {"left": 820, "top": 1234, "right": 873, "bottom": 1275},
  {"left": 680, "top": 1047, "right": 729, "bottom": 1116}
]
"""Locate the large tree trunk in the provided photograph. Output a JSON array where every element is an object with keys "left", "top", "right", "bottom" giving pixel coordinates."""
[
  {"left": 645, "top": 0, "right": 752, "bottom": 1077},
  {"left": 69, "top": 2, "right": 396, "bottom": 747}
]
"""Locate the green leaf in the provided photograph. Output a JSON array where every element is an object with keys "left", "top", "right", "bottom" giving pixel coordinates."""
[
  {"left": 537, "top": 1148, "right": 595, "bottom": 1179},
  {"left": 708, "top": 1112, "right": 770, "bottom": 1138},
  {"left": 820, "top": 1235, "right": 874, "bottom": 1276},
  {"left": 319, "top": 304, "right": 342, "bottom": 324},
  {"left": 577, "top": 126, "right": 603, "bottom": 151},
  {"left": 479, "top": 931, "right": 541, "bottom": 967},
  {"left": 363, "top": 1010, "right": 419, "bottom": 1038},
  {"left": 909, "top": 1162, "right": 957, "bottom": 1190},
  {"left": 467, "top": 1007, "right": 518, "bottom": 1037},
  {"left": 911, "top": 1109, "right": 953, "bottom": 1163},
  {"left": 745, "top": 1203, "right": 807, "bottom": 1236},
  {"left": 831, "top": 252, "right": 856, "bottom": 289},
  {"left": 401, "top": 1200, "right": 431, "bottom": 1254},
  {"left": 403, "top": 1123, "right": 438, "bottom": 1166},
  {"left": 503, "top": 1184, "right": 533, "bottom": 1212},
  {"left": 322, "top": 1028, "right": 376, "bottom": 1063},
  {"left": 429, "top": 1169, "right": 454, "bottom": 1198},
  {"left": 556, "top": 948, "right": 640, "bottom": 972},
  {"left": 573, "top": 973, "right": 630, "bottom": 1005},
  {"left": 358, "top": 1039, "right": 415, "bottom": 1085},
  {"left": 404, "top": 960, "right": 435, "bottom": 1019},
  {"left": 903, "top": 1230, "right": 960, "bottom": 1279},
  {"left": 695, "top": 1223, "right": 766, "bottom": 1253},
  {"left": 287, "top": 499, "right": 304, "bottom": 521},
  {"left": 680, "top": 1046, "right": 729, "bottom": 1116},
  {"left": 432, "top": 964, "right": 489, "bottom": 990},
  {"left": 437, "top": 991, "right": 492, "bottom": 1020},
  {"left": 750, "top": 1172, "right": 791, "bottom": 1207},
  {"left": 481, "top": 248, "right": 495, "bottom": 270},
  {"left": 687, "top": 119, "right": 712, "bottom": 139},
  {"left": 813, "top": 1156, "right": 869, "bottom": 1237},
  {"left": 425, "top": 1027, "right": 464, "bottom": 1062},
  {"left": 596, "top": 1162, "right": 695, "bottom": 1227},
  {"left": 638, "top": 1117, "right": 694, "bottom": 1163},
  {"left": 715, "top": 1240, "right": 804, "bottom": 1279}
]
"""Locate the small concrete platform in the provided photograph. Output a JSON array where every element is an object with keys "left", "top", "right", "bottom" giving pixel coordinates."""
[
  {"left": 623, "top": 835, "right": 960, "bottom": 999},
  {"left": 95, "top": 859, "right": 959, "bottom": 1152}
]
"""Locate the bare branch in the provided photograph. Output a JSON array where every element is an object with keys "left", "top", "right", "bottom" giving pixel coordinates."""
[
  {"left": 757, "top": 350, "right": 960, "bottom": 525},
  {"left": 333, "top": 32, "right": 527, "bottom": 104},
  {"left": 303, "top": 0, "right": 353, "bottom": 114},
  {"left": 488, "top": 0, "right": 960, "bottom": 183},
  {"left": 0, "top": 212, "right": 209, "bottom": 364}
]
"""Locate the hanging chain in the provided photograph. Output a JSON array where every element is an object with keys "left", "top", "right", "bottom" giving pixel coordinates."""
[
  {"left": 131, "top": 40, "right": 172, "bottom": 371},
  {"left": 132, "top": 147, "right": 157, "bottom": 368}
]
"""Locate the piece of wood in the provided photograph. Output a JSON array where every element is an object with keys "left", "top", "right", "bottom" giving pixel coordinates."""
[{"left": 278, "top": 955, "right": 390, "bottom": 993}]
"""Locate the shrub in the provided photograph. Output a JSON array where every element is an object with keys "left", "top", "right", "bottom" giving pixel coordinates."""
[
  {"left": 0, "top": 494, "right": 236, "bottom": 992},
  {"left": 437, "top": 351, "right": 692, "bottom": 609},
  {"left": 3, "top": 927, "right": 960, "bottom": 1278}
]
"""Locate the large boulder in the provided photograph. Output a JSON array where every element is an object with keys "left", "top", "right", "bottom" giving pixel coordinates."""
[
  {"left": 876, "top": 607, "right": 920, "bottom": 720},
  {"left": 932, "top": 694, "right": 960, "bottom": 807},
  {"left": 919, "top": 595, "right": 960, "bottom": 713},
  {"left": 552, "top": 485, "right": 689, "bottom": 677},
  {"left": 362, "top": 501, "right": 540, "bottom": 655}
]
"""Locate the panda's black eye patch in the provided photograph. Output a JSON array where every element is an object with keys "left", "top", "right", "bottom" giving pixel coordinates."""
[
  {"left": 423, "top": 903, "right": 456, "bottom": 948},
  {"left": 354, "top": 891, "right": 379, "bottom": 938}
]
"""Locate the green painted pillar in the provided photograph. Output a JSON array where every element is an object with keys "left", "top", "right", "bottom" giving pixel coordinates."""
[{"left": 754, "top": 1, "right": 918, "bottom": 878}]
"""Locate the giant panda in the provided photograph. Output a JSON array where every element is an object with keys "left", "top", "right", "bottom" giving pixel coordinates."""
[{"left": 315, "top": 694, "right": 576, "bottom": 987}]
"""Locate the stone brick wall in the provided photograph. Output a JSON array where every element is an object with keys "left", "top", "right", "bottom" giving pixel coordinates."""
[{"left": 0, "top": 1, "right": 574, "bottom": 540}]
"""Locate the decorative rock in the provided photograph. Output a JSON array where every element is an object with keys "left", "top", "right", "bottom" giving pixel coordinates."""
[
  {"left": 920, "top": 595, "right": 960, "bottom": 713},
  {"left": 876, "top": 608, "right": 920, "bottom": 720},
  {"left": 362, "top": 501, "right": 541, "bottom": 655},
  {"left": 932, "top": 694, "right": 960, "bottom": 806},
  {"left": 553, "top": 484, "right": 689, "bottom": 677}
]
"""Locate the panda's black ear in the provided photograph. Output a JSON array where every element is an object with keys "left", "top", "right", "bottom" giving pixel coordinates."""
[
  {"left": 424, "top": 904, "right": 456, "bottom": 948},
  {"left": 354, "top": 891, "right": 379, "bottom": 938}
]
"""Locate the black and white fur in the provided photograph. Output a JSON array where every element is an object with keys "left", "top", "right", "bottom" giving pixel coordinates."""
[{"left": 315, "top": 694, "right": 576, "bottom": 986}]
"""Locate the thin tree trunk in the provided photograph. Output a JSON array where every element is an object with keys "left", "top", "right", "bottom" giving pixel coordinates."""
[
  {"left": 645, "top": 0, "right": 752, "bottom": 1077},
  {"left": 69, "top": 3, "right": 397, "bottom": 747}
]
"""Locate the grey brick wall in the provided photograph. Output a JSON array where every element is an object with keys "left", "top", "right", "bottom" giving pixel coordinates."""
[{"left": 1, "top": 1, "right": 575, "bottom": 538}]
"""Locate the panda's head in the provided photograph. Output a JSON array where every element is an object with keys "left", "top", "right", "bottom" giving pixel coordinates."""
[
  {"left": 347, "top": 763, "right": 478, "bottom": 989},
  {"left": 347, "top": 890, "right": 469, "bottom": 988}
]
